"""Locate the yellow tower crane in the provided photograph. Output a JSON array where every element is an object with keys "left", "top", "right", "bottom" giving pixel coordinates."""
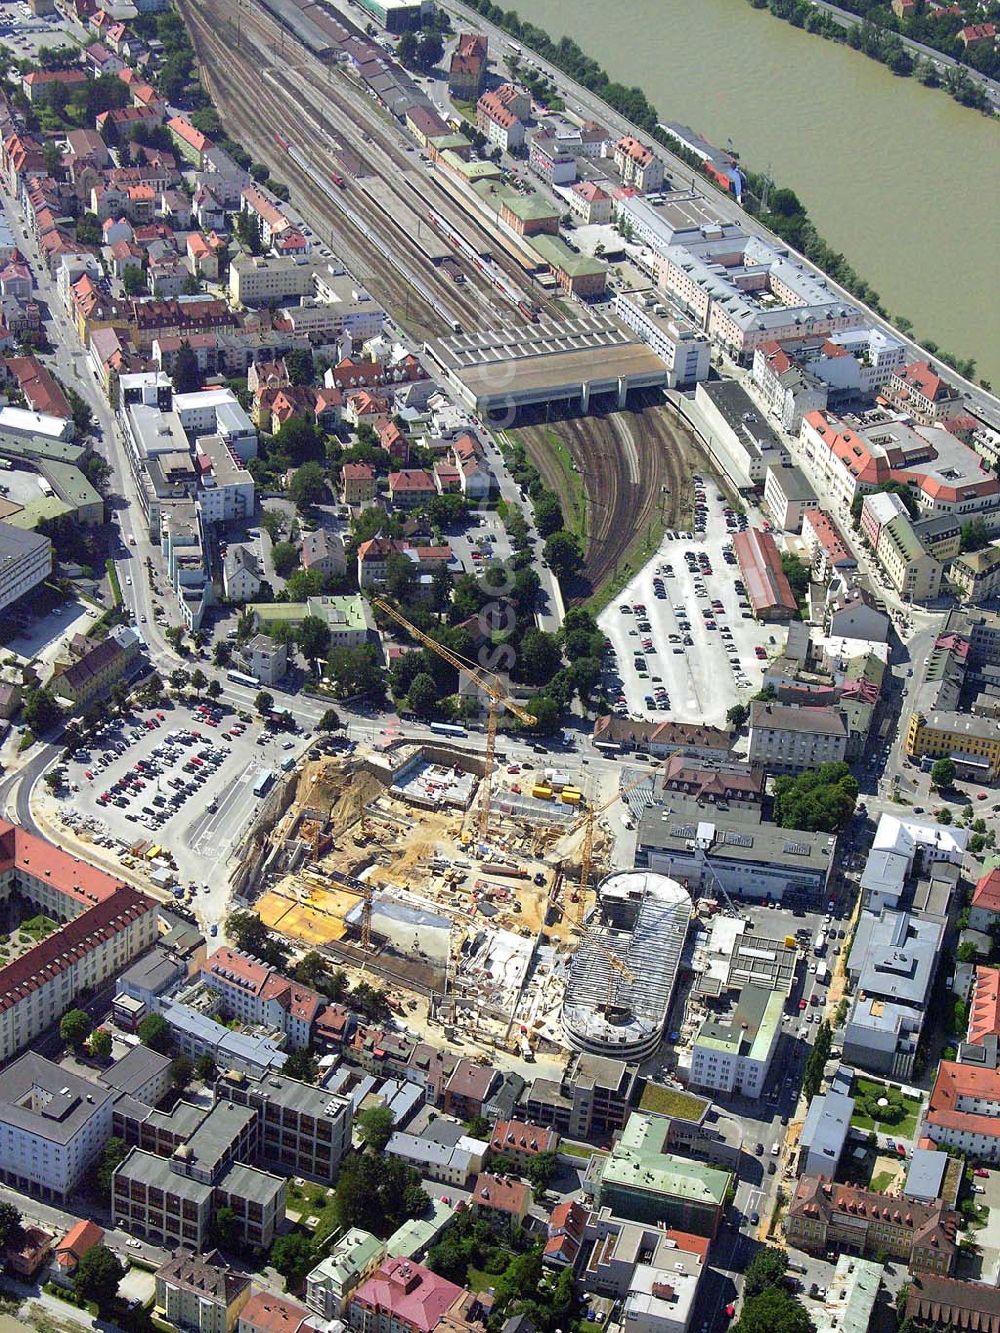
[
  {"left": 373, "top": 598, "right": 537, "bottom": 843},
  {"left": 564, "top": 765, "right": 667, "bottom": 923},
  {"left": 600, "top": 947, "right": 635, "bottom": 1014}
]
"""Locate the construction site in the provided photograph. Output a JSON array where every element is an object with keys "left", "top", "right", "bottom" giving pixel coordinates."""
[{"left": 233, "top": 724, "right": 669, "bottom": 1062}]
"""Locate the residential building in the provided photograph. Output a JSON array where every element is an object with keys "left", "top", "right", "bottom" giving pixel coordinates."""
[
  {"left": 905, "top": 706, "right": 1000, "bottom": 783},
  {"left": 488, "top": 1119, "right": 558, "bottom": 1168},
  {"left": 881, "top": 361, "right": 962, "bottom": 424},
  {"left": 798, "top": 1089, "right": 854, "bottom": 1179},
  {"left": 763, "top": 463, "right": 819, "bottom": 533},
  {"left": 52, "top": 1220, "right": 104, "bottom": 1283},
  {"left": 528, "top": 130, "right": 578, "bottom": 185},
  {"left": 584, "top": 1112, "right": 731, "bottom": 1237},
  {"left": 243, "top": 634, "right": 287, "bottom": 687},
  {"left": 875, "top": 512, "right": 942, "bottom": 603},
  {"left": 215, "top": 1068, "right": 353, "bottom": 1184},
  {"left": 0, "top": 822, "right": 158, "bottom": 1067},
  {"left": 950, "top": 544, "right": 1000, "bottom": 604},
  {"left": 925, "top": 1061, "right": 1000, "bottom": 1162},
  {"left": 476, "top": 91, "right": 524, "bottom": 152},
  {"left": 387, "top": 469, "right": 436, "bottom": 510},
  {"left": 347, "top": 1258, "right": 464, "bottom": 1333},
  {"left": 802, "top": 509, "right": 857, "bottom": 580},
  {"left": 732, "top": 527, "right": 798, "bottom": 620},
  {"left": 307, "top": 1229, "right": 385, "bottom": 1320},
  {"left": 785, "top": 1176, "right": 956, "bottom": 1273},
  {"left": 468, "top": 1172, "right": 531, "bottom": 1226},
  {"left": 301, "top": 529, "right": 345, "bottom": 580},
  {"left": 99, "top": 1045, "right": 172, "bottom": 1106},
  {"left": 751, "top": 340, "right": 829, "bottom": 432},
  {"left": 828, "top": 586, "right": 891, "bottom": 642},
  {"left": 688, "top": 985, "right": 784, "bottom": 1098},
  {"left": 155, "top": 1250, "right": 252, "bottom": 1333},
  {"left": 568, "top": 180, "right": 613, "bottom": 226},
  {"left": 749, "top": 700, "right": 848, "bottom": 774},
  {"left": 543, "top": 1200, "right": 588, "bottom": 1270},
  {"left": 342, "top": 462, "right": 376, "bottom": 505},
  {"left": 448, "top": 33, "right": 487, "bottom": 100},
  {"left": 0, "top": 1054, "right": 116, "bottom": 1203},
  {"left": 201, "top": 947, "right": 323, "bottom": 1048},
  {"left": 523, "top": 1052, "right": 638, "bottom": 1140},
  {"left": 0, "top": 523, "right": 52, "bottom": 612},
  {"left": 613, "top": 136, "right": 664, "bottom": 192},
  {"left": 223, "top": 545, "right": 262, "bottom": 604},
  {"left": 443, "top": 1058, "right": 500, "bottom": 1121},
  {"left": 238, "top": 1292, "right": 314, "bottom": 1333},
  {"left": 50, "top": 623, "right": 141, "bottom": 707},
  {"left": 970, "top": 868, "right": 1000, "bottom": 932},
  {"left": 196, "top": 436, "right": 255, "bottom": 525},
  {"left": 229, "top": 255, "right": 313, "bottom": 307},
  {"left": 384, "top": 1132, "right": 474, "bottom": 1187}
]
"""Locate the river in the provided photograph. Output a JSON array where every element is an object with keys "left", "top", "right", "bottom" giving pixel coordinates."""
[{"left": 503, "top": 0, "right": 1000, "bottom": 386}]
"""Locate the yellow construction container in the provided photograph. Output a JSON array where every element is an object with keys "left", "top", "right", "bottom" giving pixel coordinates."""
[
  {"left": 145, "top": 845, "right": 161, "bottom": 861},
  {"left": 532, "top": 785, "right": 553, "bottom": 800},
  {"left": 560, "top": 788, "right": 583, "bottom": 805},
  {"left": 784, "top": 935, "right": 797, "bottom": 949}
]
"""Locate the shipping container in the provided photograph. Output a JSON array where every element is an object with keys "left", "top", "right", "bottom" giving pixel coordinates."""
[{"left": 532, "top": 785, "right": 553, "bottom": 799}]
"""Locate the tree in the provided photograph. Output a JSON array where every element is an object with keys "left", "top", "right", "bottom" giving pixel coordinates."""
[
  {"left": 74, "top": 1245, "right": 124, "bottom": 1307},
  {"left": 285, "top": 568, "right": 325, "bottom": 601},
  {"left": 533, "top": 491, "right": 564, "bottom": 538},
  {"left": 283, "top": 1047, "right": 318, "bottom": 1083},
  {"left": 284, "top": 349, "right": 315, "bottom": 385},
  {"left": 803, "top": 1019, "right": 833, "bottom": 1102},
  {"left": 172, "top": 340, "right": 201, "bottom": 394},
  {"left": 326, "top": 644, "right": 385, "bottom": 700},
  {"left": 396, "top": 30, "right": 418, "bottom": 64},
  {"left": 272, "top": 541, "right": 300, "bottom": 578},
  {"left": 189, "top": 667, "right": 208, "bottom": 696},
  {"left": 23, "top": 687, "right": 61, "bottom": 734},
  {"left": 122, "top": 264, "right": 145, "bottom": 296},
  {"left": 227, "top": 909, "right": 287, "bottom": 968},
  {"left": 276, "top": 417, "right": 324, "bottom": 464},
  {"left": 166, "top": 625, "right": 186, "bottom": 655},
  {"left": 727, "top": 702, "right": 750, "bottom": 729},
  {"left": 517, "top": 630, "right": 562, "bottom": 687},
  {"left": 95, "top": 1137, "right": 128, "bottom": 1196},
  {"left": 407, "top": 671, "right": 440, "bottom": 718},
  {"left": 299, "top": 615, "right": 331, "bottom": 666},
  {"left": 525, "top": 1150, "right": 558, "bottom": 1195},
  {"left": 318, "top": 707, "right": 341, "bottom": 733},
  {"left": 773, "top": 762, "right": 859, "bottom": 832},
  {"left": 931, "top": 757, "right": 956, "bottom": 790},
  {"left": 88, "top": 1028, "right": 112, "bottom": 1060},
  {"left": 732, "top": 1288, "right": 811, "bottom": 1333},
  {"left": 65, "top": 387, "right": 94, "bottom": 437},
  {"left": 60, "top": 1008, "right": 92, "bottom": 1049},
  {"left": 357, "top": 1104, "right": 396, "bottom": 1153},
  {"left": 137, "top": 1012, "right": 170, "bottom": 1053},
  {"left": 255, "top": 690, "right": 274, "bottom": 716},
  {"left": 207, "top": 678, "right": 223, "bottom": 701},
  {"left": 543, "top": 529, "right": 583, "bottom": 580},
  {"left": 415, "top": 28, "right": 444, "bottom": 69},
  {"left": 0, "top": 1202, "right": 22, "bottom": 1250},
  {"left": 211, "top": 1204, "right": 241, "bottom": 1251},
  {"left": 213, "top": 641, "right": 233, "bottom": 668},
  {"left": 743, "top": 1246, "right": 788, "bottom": 1298},
  {"left": 288, "top": 460, "right": 328, "bottom": 509},
  {"left": 170, "top": 1055, "right": 194, "bottom": 1089},
  {"left": 270, "top": 1233, "right": 316, "bottom": 1290},
  {"left": 195, "top": 1053, "right": 216, "bottom": 1082},
  {"left": 779, "top": 551, "right": 810, "bottom": 596}
]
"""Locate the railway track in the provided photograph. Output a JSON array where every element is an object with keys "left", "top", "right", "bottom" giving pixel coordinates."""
[
  {"left": 189, "top": 0, "right": 552, "bottom": 322},
  {"left": 180, "top": 0, "right": 493, "bottom": 334}
]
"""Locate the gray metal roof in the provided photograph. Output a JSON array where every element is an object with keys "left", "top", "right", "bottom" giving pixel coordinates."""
[
  {"left": 905, "top": 1148, "right": 948, "bottom": 1202},
  {"left": 99, "top": 1045, "right": 171, "bottom": 1098},
  {"left": 799, "top": 1089, "right": 853, "bottom": 1168},
  {"left": 847, "top": 909, "right": 943, "bottom": 1007},
  {"left": 0, "top": 1053, "right": 114, "bottom": 1144}
]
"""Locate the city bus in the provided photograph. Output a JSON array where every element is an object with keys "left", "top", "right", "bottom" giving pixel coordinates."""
[
  {"left": 430, "top": 722, "right": 467, "bottom": 738},
  {"left": 227, "top": 669, "right": 258, "bottom": 689}
]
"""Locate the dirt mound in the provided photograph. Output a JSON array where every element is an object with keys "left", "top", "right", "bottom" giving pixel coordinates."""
[{"left": 295, "top": 760, "right": 387, "bottom": 835}]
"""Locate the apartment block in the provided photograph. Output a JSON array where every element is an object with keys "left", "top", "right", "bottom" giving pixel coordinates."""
[
  {"left": 214, "top": 1068, "right": 353, "bottom": 1184},
  {"left": 950, "top": 545, "right": 1000, "bottom": 604},
  {"left": 689, "top": 985, "right": 784, "bottom": 1098},
  {"left": 0, "top": 822, "right": 158, "bottom": 1066},
  {"left": 0, "top": 523, "right": 52, "bottom": 612},
  {"left": 613, "top": 136, "right": 664, "bottom": 192},
  {"left": 347, "top": 1258, "right": 465, "bottom": 1333},
  {"left": 875, "top": 512, "right": 942, "bottom": 603},
  {"left": 229, "top": 255, "right": 314, "bottom": 307},
  {"left": 612, "top": 291, "right": 710, "bottom": 389},
  {"left": 925, "top": 1061, "right": 1000, "bottom": 1163},
  {"left": 748, "top": 700, "right": 848, "bottom": 774},
  {"left": 307, "top": 1229, "right": 385, "bottom": 1320},
  {"left": 155, "top": 1250, "right": 251, "bottom": 1333}
]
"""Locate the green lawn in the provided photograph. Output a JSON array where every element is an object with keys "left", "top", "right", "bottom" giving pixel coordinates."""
[
  {"left": 871, "top": 1170, "right": 896, "bottom": 1193},
  {"left": 639, "top": 1084, "right": 708, "bottom": 1120},
  {"left": 510, "top": 427, "right": 587, "bottom": 543},
  {"left": 560, "top": 1141, "right": 599, "bottom": 1160},
  {"left": 466, "top": 1266, "right": 498, "bottom": 1293},
  {"left": 850, "top": 1076, "right": 922, "bottom": 1138}
]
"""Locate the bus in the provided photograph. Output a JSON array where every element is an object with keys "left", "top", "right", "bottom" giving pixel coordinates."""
[
  {"left": 430, "top": 722, "right": 467, "bottom": 738},
  {"left": 227, "top": 669, "right": 258, "bottom": 689},
  {"left": 253, "top": 770, "right": 274, "bottom": 798}
]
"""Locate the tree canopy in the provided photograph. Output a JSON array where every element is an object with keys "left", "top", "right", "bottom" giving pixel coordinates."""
[
  {"left": 137, "top": 1013, "right": 170, "bottom": 1052},
  {"left": 60, "top": 1008, "right": 92, "bottom": 1049},
  {"left": 74, "top": 1244, "right": 124, "bottom": 1307},
  {"left": 773, "top": 762, "right": 858, "bottom": 832},
  {"left": 356, "top": 1105, "right": 396, "bottom": 1153},
  {"left": 931, "top": 757, "right": 956, "bottom": 790}
]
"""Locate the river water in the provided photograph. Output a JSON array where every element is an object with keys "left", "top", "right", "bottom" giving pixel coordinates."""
[{"left": 506, "top": 0, "right": 1000, "bottom": 385}]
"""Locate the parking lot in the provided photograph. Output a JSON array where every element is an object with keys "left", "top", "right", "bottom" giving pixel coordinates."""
[
  {"left": 0, "top": 0, "right": 77, "bottom": 59},
  {"left": 55, "top": 699, "right": 311, "bottom": 930},
  {"left": 599, "top": 481, "right": 776, "bottom": 727}
]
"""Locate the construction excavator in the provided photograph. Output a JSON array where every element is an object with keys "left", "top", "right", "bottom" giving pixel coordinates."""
[{"left": 373, "top": 598, "right": 537, "bottom": 844}]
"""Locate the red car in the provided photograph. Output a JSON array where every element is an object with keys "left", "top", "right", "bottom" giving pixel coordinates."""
[
  {"left": 798, "top": 998, "right": 807, "bottom": 1010},
  {"left": 976, "top": 1168, "right": 990, "bottom": 1178},
  {"left": 84, "top": 769, "right": 94, "bottom": 780}
]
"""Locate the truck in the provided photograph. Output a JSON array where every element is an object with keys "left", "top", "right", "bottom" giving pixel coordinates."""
[
  {"left": 816, "top": 962, "right": 829, "bottom": 986},
  {"left": 814, "top": 931, "right": 827, "bottom": 956}
]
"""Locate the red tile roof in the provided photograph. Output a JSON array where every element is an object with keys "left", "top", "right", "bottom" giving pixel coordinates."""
[
  {"left": 927, "top": 1060, "right": 1000, "bottom": 1138},
  {"left": 968, "top": 967, "right": 1000, "bottom": 1046},
  {"left": 972, "top": 868, "right": 1000, "bottom": 916},
  {"left": 732, "top": 527, "right": 797, "bottom": 616},
  {"left": 491, "top": 1119, "right": 556, "bottom": 1156},
  {"left": 470, "top": 1172, "right": 531, "bottom": 1217},
  {"left": 351, "top": 1259, "right": 462, "bottom": 1333},
  {"left": 55, "top": 1220, "right": 103, "bottom": 1271},
  {"left": 239, "top": 1291, "right": 315, "bottom": 1333}
]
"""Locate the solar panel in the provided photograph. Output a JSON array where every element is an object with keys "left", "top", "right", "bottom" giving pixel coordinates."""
[
  {"left": 723, "top": 830, "right": 753, "bottom": 847},
  {"left": 783, "top": 840, "right": 812, "bottom": 856}
]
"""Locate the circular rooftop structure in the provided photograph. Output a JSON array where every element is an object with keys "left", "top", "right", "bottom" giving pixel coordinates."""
[{"left": 561, "top": 870, "right": 692, "bottom": 1061}]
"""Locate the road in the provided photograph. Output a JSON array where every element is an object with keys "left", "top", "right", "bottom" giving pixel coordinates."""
[{"left": 438, "top": 0, "right": 1000, "bottom": 418}]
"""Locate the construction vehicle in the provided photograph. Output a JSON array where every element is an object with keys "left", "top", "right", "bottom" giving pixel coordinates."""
[{"left": 373, "top": 599, "right": 537, "bottom": 842}]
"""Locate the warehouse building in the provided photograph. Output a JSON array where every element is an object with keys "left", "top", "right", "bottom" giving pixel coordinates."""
[{"left": 732, "top": 527, "right": 799, "bottom": 621}]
